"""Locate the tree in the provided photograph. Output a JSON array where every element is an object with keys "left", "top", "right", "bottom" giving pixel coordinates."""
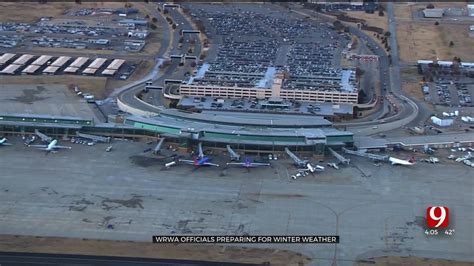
[
  {"left": 190, "top": 61, "right": 196, "bottom": 68},
  {"left": 75, "top": 0, "right": 82, "bottom": 4},
  {"left": 378, "top": 10, "right": 384, "bottom": 16},
  {"left": 163, "top": 9, "right": 168, "bottom": 14},
  {"left": 333, "top": 20, "right": 343, "bottom": 31},
  {"left": 179, "top": 37, "right": 184, "bottom": 43},
  {"left": 384, "top": 31, "right": 391, "bottom": 37},
  {"left": 434, "top": 21, "right": 439, "bottom": 26},
  {"left": 157, "top": 7, "right": 161, "bottom": 12},
  {"left": 145, "top": 14, "right": 150, "bottom": 19},
  {"left": 426, "top": 3, "right": 435, "bottom": 9},
  {"left": 152, "top": 17, "right": 158, "bottom": 23},
  {"left": 187, "top": 48, "right": 193, "bottom": 54},
  {"left": 150, "top": 24, "right": 157, "bottom": 30},
  {"left": 449, "top": 41, "right": 454, "bottom": 47},
  {"left": 172, "top": 24, "right": 177, "bottom": 29}
]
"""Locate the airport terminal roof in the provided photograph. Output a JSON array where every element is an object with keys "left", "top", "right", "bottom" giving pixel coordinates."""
[
  {"left": 354, "top": 133, "right": 474, "bottom": 149},
  {"left": 159, "top": 108, "right": 333, "bottom": 128},
  {"left": 126, "top": 114, "right": 335, "bottom": 146}
]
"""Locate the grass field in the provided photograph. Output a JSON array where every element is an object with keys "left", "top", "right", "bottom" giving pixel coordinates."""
[
  {"left": 394, "top": 3, "right": 474, "bottom": 63},
  {"left": 346, "top": 10, "right": 389, "bottom": 32}
]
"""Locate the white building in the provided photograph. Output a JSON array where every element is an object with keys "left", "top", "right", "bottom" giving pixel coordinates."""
[
  {"left": 423, "top": 8, "right": 444, "bottom": 18},
  {"left": 431, "top": 116, "right": 453, "bottom": 127},
  {"left": 468, "top": 4, "right": 474, "bottom": 17}
]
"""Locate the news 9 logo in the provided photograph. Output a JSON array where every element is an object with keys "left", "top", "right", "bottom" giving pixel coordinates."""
[{"left": 426, "top": 206, "right": 449, "bottom": 228}]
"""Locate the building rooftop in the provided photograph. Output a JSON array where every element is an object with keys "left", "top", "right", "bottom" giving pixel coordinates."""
[{"left": 159, "top": 108, "right": 333, "bottom": 128}]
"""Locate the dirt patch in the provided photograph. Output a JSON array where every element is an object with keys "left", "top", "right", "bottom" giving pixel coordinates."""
[
  {"left": 100, "top": 195, "right": 144, "bottom": 210},
  {"left": 399, "top": 67, "right": 426, "bottom": 101},
  {"left": 395, "top": 3, "right": 474, "bottom": 64},
  {"left": 358, "top": 256, "right": 474, "bottom": 266},
  {"left": 129, "top": 155, "right": 165, "bottom": 168},
  {"left": 345, "top": 11, "right": 389, "bottom": 32},
  {"left": 8, "top": 85, "right": 50, "bottom": 104},
  {"left": 0, "top": 2, "right": 69, "bottom": 23},
  {"left": 0, "top": 235, "right": 312, "bottom": 266},
  {"left": 30, "top": 47, "right": 116, "bottom": 56}
]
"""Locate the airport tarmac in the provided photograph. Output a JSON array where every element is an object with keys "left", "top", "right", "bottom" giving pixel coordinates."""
[
  {"left": 0, "top": 84, "right": 99, "bottom": 120},
  {"left": 0, "top": 137, "right": 472, "bottom": 265}
]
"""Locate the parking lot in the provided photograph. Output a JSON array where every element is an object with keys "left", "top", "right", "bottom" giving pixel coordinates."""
[
  {"left": 181, "top": 3, "right": 354, "bottom": 93},
  {"left": 428, "top": 80, "right": 474, "bottom": 107},
  {"left": 0, "top": 6, "right": 153, "bottom": 54}
]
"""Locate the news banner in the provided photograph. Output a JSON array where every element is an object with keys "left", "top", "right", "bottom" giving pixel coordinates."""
[{"left": 153, "top": 235, "right": 339, "bottom": 244}]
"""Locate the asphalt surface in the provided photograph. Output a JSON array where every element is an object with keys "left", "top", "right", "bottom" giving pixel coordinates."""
[
  {"left": 0, "top": 138, "right": 472, "bottom": 265},
  {"left": 115, "top": 4, "right": 201, "bottom": 114},
  {"left": 0, "top": 252, "right": 261, "bottom": 266}
]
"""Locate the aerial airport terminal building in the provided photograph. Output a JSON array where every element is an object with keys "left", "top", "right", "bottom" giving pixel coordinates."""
[{"left": 0, "top": 110, "right": 354, "bottom": 156}]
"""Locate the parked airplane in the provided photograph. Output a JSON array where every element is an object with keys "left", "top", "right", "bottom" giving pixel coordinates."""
[
  {"left": 285, "top": 147, "right": 309, "bottom": 168},
  {"left": 422, "top": 157, "right": 439, "bottom": 164},
  {"left": 388, "top": 156, "right": 416, "bottom": 166},
  {"left": 298, "top": 162, "right": 325, "bottom": 173},
  {"left": 178, "top": 157, "right": 219, "bottom": 167},
  {"left": 226, "top": 158, "right": 270, "bottom": 169},
  {"left": 29, "top": 139, "right": 71, "bottom": 152},
  {"left": 173, "top": 142, "right": 219, "bottom": 168},
  {"left": 34, "top": 129, "right": 53, "bottom": 143},
  {"left": 327, "top": 162, "right": 339, "bottom": 169},
  {"left": 0, "top": 138, "right": 13, "bottom": 146}
]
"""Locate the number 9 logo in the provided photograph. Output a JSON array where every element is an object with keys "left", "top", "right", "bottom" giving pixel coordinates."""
[{"left": 427, "top": 206, "right": 449, "bottom": 228}]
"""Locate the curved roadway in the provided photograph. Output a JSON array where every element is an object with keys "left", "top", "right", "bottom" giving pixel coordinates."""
[
  {"left": 115, "top": 4, "right": 201, "bottom": 115},
  {"left": 115, "top": 3, "right": 425, "bottom": 137}
]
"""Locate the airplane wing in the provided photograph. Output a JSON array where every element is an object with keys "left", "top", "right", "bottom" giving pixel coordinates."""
[
  {"left": 226, "top": 162, "right": 245, "bottom": 166},
  {"left": 202, "top": 162, "right": 220, "bottom": 167},
  {"left": 178, "top": 159, "right": 195, "bottom": 165},
  {"left": 29, "top": 144, "right": 48, "bottom": 148},
  {"left": 54, "top": 145, "right": 72, "bottom": 149},
  {"left": 249, "top": 162, "right": 270, "bottom": 167},
  {"left": 389, "top": 157, "right": 414, "bottom": 165}
]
